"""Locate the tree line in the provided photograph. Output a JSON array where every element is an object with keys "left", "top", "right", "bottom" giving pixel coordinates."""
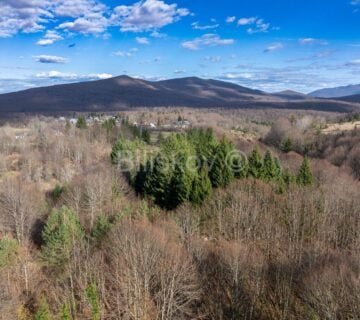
[{"left": 111, "top": 128, "right": 314, "bottom": 210}]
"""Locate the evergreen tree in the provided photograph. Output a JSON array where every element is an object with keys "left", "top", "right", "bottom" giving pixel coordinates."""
[
  {"left": 188, "top": 128, "right": 218, "bottom": 163},
  {"left": 110, "top": 138, "right": 144, "bottom": 166},
  {"left": 167, "top": 157, "right": 196, "bottom": 209},
  {"left": 190, "top": 166, "right": 212, "bottom": 206},
  {"left": 281, "top": 137, "right": 292, "bottom": 153},
  {"left": 41, "top": 207, "right": 84, "bottom": 270},
  {"left": 248, "top": 147, "right": 263, "bottom": 179},
  {"left": 141, "top": 129, "right": 151, "bottom": 144},
  {"left": 91, "top": 214, "right": 113, "bottom": 244},
  {"left": 209, "top": 138, "right": 234, "bottom": 188},
  {"left": 35, "top": 298, "right": 51, "bottom": 320},
  {"left": 276, "top": 176, "right": 286, "bottom": 194},
  {"left": 59, "top": 303, "right": 72, "bottom": 320},
  {"left": 51, "top": 184, "right": 64, "bottom": 201},
  {"left": 134, "top": 163, "right": 148, "bottom": 195},
  {"left": 283, "top": 168, "right": 296, "bottom": 187},
  {"left": 85, "top": 283, "right": 101, "bottom": 320},
  {"left": 262, "top": 151, "right": 278, "bottom": 181},
  {"left": 0, "top": 236, "right": 18, "bottom": 269},
  {"left": 110, "top": 138, "right": 130, "bottom": 165},
  {"left": 232, "top": 155, "right": 248, "bottom": 179},
  {"left": 143, "top": 154, "right": 172, "bottom": 207},
  {"left": 297, "top": 157, "right": 314, "bottom": 186},
  {"left": 76, "top": 117, "right": 87, "bottom": 129},
  {"left": 274, "top": 158, "right": 282, "bottom": 180}
]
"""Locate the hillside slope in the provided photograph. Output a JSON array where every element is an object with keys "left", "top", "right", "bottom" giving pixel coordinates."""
[
  {"left": 309, "top": 84, "right": 360, "bottom": 98},
  {"left": 337, "top": 94, "right": 360, "bottom": 103},
  {"left": 0, "top": 75, "right": 359, "bottom": 115}
]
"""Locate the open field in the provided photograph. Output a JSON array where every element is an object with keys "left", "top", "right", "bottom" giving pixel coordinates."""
[{"left": 322, "top": 120, "right": 360, "bottom": 133}]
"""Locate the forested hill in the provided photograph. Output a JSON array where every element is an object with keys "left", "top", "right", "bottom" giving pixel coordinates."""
[{"left": 0, "top": 75, "right": 359, "bottom": 115}]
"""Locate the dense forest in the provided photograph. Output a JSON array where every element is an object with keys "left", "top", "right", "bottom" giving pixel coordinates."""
[{"left": 0, "top": 112, "right": 359, "bottom": 319}]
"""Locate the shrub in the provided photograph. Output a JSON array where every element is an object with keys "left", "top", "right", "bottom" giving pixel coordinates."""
[
  {"left": 76, "top": 117, "right": 87, "bottom": 129},
  {"left": 280, "top": 137, "right": 292, "bottom": 153},
  {"left": 141, "top": 128, "right": 151, "bottom": 144},
  {"left": 102, "top": 118, "right": 116, "bottom": 132},
  {"left": 85, "top": 283, "right": 101, "bottom": 320},
  {"left": 59, "top": 303, "right": 72, "bottom": 320},
  {"left": 91, "top": 214, "right": 113, "bottom": 243},
  {"left": 51, "top": 184, "right": 64, "bottom": 201},
  {"left": 34, "top": 297, "right": 51, "bottom": 320},
  {"left": 0, "top": 236, "right": 18, "bottom": 269}
]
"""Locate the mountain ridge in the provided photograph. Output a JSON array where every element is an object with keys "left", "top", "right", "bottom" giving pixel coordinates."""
[
  {"left": 0, "top": 75, "right": 359, "bottom": 116},
  {"left": 337, "top": 94, "right": 360, "bottom": 103},
  {"left": 309, "top": 84, "right": 360, "bottom": 98}
]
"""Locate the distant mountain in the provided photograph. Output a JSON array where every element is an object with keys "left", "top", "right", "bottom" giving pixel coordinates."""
[
  {"left": 337, "top": 94, "right": 360, "bottom": 103},
  {"left": 0, "top": 75, "right": 359, "bottom": 116},
  {"left": 309, "top": 84, "right": 360, "bottom": 98},
  {"left": 273, "top": 90, "right": 307, "bottom": 100}
]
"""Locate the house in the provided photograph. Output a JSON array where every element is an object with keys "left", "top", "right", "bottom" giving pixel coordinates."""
[{"left": 174, "top": 119, "right": 191, "bottom": 129}]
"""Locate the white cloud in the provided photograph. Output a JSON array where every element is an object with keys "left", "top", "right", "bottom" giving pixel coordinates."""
[
  {"left": 264, "top": 42, "right": 284, "bottom": 53},
  {"left": 0, "top": 0, "right": 189, "bottom": 37},
  {"left": 37, "top": 30, "right": 63, "bottom": 46},
  {"left": 136, "top": 37, "right": 150, "bottom": 44},
  {"left": 33, "top": 55, "right": 68, "bottom": 64},
  {"left": 88, "top": 73, "right": 113, "bottom": 79},
  {"left": 298, "top": 38, "right": 328, "bottom": 45},
  {"left": 150, "top": 31, "right": 167, "bottom": 38},
  {"left": 237, "top": 17, "right": 257, "bottom": 26},
  {"left": 299, "top": 38, "right": 315, "bottom": 45},
  {"left": 54, "top": 0, "right": 107, "bottom": 18},
  {"left": 0, "top": 0, "right": 109, "bottom": 37},
  {"left": 55, "top": 0, "right": 110, "bottom": 34},
  {"left": 112, "top": 0, "right": 189, "bottom": 32},
  {"left": 174, "top": 69, "right": 186, "bottom": 74},
  {"left": 35, "top": 70, "right": 113, "bottom": 80},
  {"left": 236, "top": 17, "right": 272, "bottom": 34},
  {"left": 192, "top": 21, "right": 219, "bottom": 30},
  {"left": 224, "top": 73, "right": 254, "bottom": 80},
  {"left": 113, "top": 48, "right": 138, "bottom": 57},
  {"left": 351, "top": 0, "right": 360, "bottom": 5},
  {"left": 182, "top": 34, "right": 234, "bottom": 50},
  {"left": 36, "top": 70, "right": 78, "bottom": 79},
  {"left": 204, "top": 56, "right": 222, "bottom": 63},
  {"left": 247, "top": 19, "right": 270, "bottom": 34},
  {"left": 0, "top": 0, "right": 51, "bottom": 37},
  {"left": 58, "top": 13, "right": 109, "bottom": 34},
  {"left": 346, "top": 59, "right": 360, "bottom": 66},
  {"left": 226, "top": 16, "right": 236, "bottom": 23},
  {"left": 217, "top": 65, "right": 341, "bottom": 93},
  {"left": 313, "top": 50, "right": 333, "bottom": 58}
]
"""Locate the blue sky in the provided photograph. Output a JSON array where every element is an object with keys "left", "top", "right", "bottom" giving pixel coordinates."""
[{"left": 1, "top": 0, "right": 360, "bottom": 93}]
